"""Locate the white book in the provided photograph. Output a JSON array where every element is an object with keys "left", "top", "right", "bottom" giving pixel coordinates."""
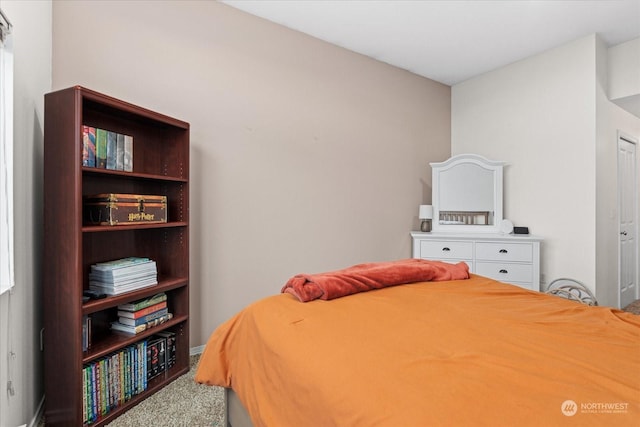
[{"left": 123, "top": 135, "right": 133, "bottom": 172}]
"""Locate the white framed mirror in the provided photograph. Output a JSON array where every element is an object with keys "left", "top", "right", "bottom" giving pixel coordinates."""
[{"left": 431, "top": 154, "right": 505, "bottom": 233}]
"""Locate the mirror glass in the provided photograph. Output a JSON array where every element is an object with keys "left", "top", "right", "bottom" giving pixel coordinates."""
[{"left": 431, "top": 154, "right": 505, "bottom": 233}]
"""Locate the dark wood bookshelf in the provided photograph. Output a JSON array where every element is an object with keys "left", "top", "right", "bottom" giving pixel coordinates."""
[{"left": 43, "top": 86, "right": 190, "bottom": 426}]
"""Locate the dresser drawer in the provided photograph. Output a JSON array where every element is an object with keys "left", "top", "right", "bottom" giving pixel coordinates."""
[
  {"left": 475, "top": 262, "right": 533, "bottom": 283},
  {"left": 475, "top": 242, "right": 533, "bottom": 262},
  {"left": 420, "top": 240, "right": 473, "bottom": 260}
]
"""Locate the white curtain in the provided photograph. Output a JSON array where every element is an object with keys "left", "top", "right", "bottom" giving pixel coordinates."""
[{"left": 0, "top": 9, "right": 14, "bottom": 295}]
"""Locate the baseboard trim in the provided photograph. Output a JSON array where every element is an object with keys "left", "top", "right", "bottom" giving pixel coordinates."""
[{"left": 190, "top": 344, "right": 205, "bottom": 356}]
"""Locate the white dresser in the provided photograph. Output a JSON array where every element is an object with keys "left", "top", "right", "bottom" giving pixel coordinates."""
[{"left": 411, "top": 232, "right": 542, "bottom": 291}]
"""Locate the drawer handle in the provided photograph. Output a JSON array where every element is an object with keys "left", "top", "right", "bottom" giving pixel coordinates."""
[
  {"left": 499, "top": 249, "right": 508, "bottom": 253},
  {"left": 442, "top": 247, "right": 451, "bottom": 252},
  {"left": 499, "top": 269, "right": 508, "bottom": 274}
]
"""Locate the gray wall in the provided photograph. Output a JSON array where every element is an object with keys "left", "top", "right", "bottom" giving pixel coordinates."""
[
  {"left": 0, "top": 0, "right": 50, "bottom": 425},
  {"left": 52, "top": 1, "right": 451, "bottom": 346}
]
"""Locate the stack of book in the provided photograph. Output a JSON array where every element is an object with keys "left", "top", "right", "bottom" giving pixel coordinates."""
[
  {"left": 89, "top": 257, "right": 158, "bottom": 296},
  {"left": 111, "top": 293, "right": 172, "bottom": 335},
  {"left": 82, "top": 125, "right": 133, "bottom": 172},
  {"left": 82, "top": 341, "right": 147, "bottom": 424}
]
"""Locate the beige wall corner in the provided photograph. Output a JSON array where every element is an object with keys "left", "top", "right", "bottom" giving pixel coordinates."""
[{"left": 52, "top": 0, "right": 451, "bottom": 343}]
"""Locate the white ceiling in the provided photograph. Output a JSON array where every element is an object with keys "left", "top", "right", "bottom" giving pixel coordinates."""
[{"left": 222, "top": 0, "right": 640, "bottom": 86}]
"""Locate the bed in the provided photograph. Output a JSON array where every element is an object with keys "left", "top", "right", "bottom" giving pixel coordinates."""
[{"left": 195, "top": 262, "right": 640, "bottom": 427}]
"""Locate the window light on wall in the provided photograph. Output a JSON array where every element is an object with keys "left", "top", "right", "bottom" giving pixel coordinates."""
[{"left": 0, "top": 8, "right": 13, "bottom": 295}]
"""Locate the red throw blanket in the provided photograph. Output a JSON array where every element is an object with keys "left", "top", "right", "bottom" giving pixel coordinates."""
[{"left": 282, "top": 259, "right": 469, "bottom": 302}]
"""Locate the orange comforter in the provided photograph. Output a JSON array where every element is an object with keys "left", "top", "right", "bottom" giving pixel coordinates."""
[{"left": 195, "top": 275, "right": 640, "bottom": 427}]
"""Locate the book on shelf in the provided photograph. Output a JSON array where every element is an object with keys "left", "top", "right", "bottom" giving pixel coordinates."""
[
  {"left": 118, "top": 307, "right": 168, "bottom": 327},
  {"left": 89, "top": 271, "right": 158, "bottom": 285},
  {"left": 89, "top": 257, "right": 158, "bottom": 295},
  {"left": 117, "top": 301, "right": 167, "bottom": 319},
  {"left": 110, "top": 313, "right": 173, "bottom": 335},
  {"left": 154, "top": 331, "right": 176, "bottom": 369},
  {"left": 90, "top": 280, "right": 158, "bottom": 296},
  {"left": 118, "top": 292, "right": 167, "bottom": 312},
  {"left": 83, "top": 126, "right": 133, "bottom": 172},
  {"left": 90, "top": 272, "right": 158, "bottom": 285},
  {"left": 91, "top": 265, "right": 156, "bottom": 279},
  {"left": 95, "top": 128, "right": 107, "bottom": 168},
  {"left": 123, "top": 135, "right": 133, "bottom": 172},
  {"left": 116, "top": 133, "right": 125, "bottom": 171},
  {"left": 106, "top": 131, "right": 117, "bottom": 170},
  {"left": 83, "top": 365, "right": 90, "bottom": 423},
  {"left": 92, "top": 256, "right": 153, "bottom": 271},
  {"left": 83, "top": 341, "right": 148, "bottom": 424},
  {"left": 110, "top": 322, "right": 147, "bottom": 335},
  {"left": 146, "top": 336, "right": 166, "bottom": 381},
  {"left": 82, "top": 126, "right": 96, "bottom": 167},
  {"left": 82, "top": 315, "right": 92, "bottom": 352}
]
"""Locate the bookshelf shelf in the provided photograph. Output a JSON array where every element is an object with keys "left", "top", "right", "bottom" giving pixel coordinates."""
[
  {"left": 82, "top": 277, "right": 188, "bottom": 315},
  {"left": 82, "top": 166, "right": 189, "bottom": 183},
  {"left": 44, "top": 86, "right": 190, "bottom": 426},
  {"left": 83, "top": 314, "right": 189, "bottom": 363},
  {"left": 82, "top": 222, "right": 188, "bottom": 233}
]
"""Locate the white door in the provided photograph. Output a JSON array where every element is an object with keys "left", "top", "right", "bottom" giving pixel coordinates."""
[{"left": 618, "top": 132, "right": 638, "bottom": 308}]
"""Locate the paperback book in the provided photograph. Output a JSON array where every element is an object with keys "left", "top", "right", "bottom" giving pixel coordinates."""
[
  {"left": 118, "top": 307, "right": 168, "bottom": 327},
  {"left": 118, "top": 293, "right": 167, "bottom": 312},
  {"left": 82, "top": 126, "right": 96, "bottom": 167},
  {"left": 155, "top": 331, "right": 176, "bottom": 369},
  {"left": 123, "top": 135, "right": 133, "bottom": 172},
  {"left": 110, "top": 313, "right": 173, "bottom": 335},
  {"left": 82, "top": 315, "right": 92, "bottom": 352},
  {"left": 117, "top": 301, "right": 167, "bottom": 319},
  {"left": 81, "top": 124, "right": 133, "bottom": 172},
  {"left": 146, "top": 336, "right": 166, "bottom": 380},
  {"left": 89, "top": 257, "right": 158, "bottom": 296},
  {"left": 95, "top": 128, "right": 107, "bottom": 168},
  {"left": 116, "top": 133, "right": 125, "bottom": 170},
  {"left": 106, "top": 131, "right": 117, "bottom": 170},
  {"left": 82, "top": 341, "right": 148, "bottom": 424}
]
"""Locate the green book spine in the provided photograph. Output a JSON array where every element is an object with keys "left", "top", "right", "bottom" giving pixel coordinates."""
[
  {"left": 118, "top": 292, "right": 167, "bottom": 312},
  {"left": 96, "top": 128, "right": 107, "bottom": 168}
]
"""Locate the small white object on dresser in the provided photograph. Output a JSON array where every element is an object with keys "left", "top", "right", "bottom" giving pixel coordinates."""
[{"left": 411, "top": 232, "right": 542, "bottom": 291}]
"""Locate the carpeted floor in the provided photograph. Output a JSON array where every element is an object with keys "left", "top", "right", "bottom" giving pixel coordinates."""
[{"left": 105, "top": 354, "right": 225, "bottom": 426}]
